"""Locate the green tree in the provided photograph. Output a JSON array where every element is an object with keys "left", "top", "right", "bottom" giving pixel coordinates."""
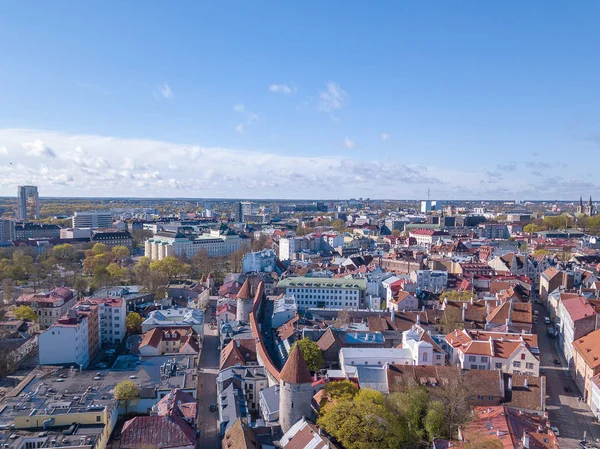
[
  {"left": 126, "top": 312, "right": 143, "bottom": 333},
  {"left": 387, "top": 387, "right": 429, "bottom": 443},
  {"left": 318, "top": 389, "right": 400, "bottom": 449},
  {"left": 90, "top": 243, "right": 109, "bottom": 256},
  {"left": 114, "top": 380, "right": 141, "bottom": 413},
  {"left": 52, "top": 243, "right": 76, "bottom": 262},
  {"left": 106, "top": 263, "right": 128, "bottom": 283},
  {"left": 112, "top": 245, "right": 131, "bottom": 260},
  {"left": 424, "top": 401, "right": 446, "bottom": 440},
  {"left": 150, "top": 256, "right": 189, "bottom": 279},
  {"left": 13, "top": 305, "right": 38, "bottom": 322},
  {"left": 293, "top": 338, "right": 324, "bottom": 372},
  {"left": 319, "top": 380, "right": 358, "bottom": 411}
]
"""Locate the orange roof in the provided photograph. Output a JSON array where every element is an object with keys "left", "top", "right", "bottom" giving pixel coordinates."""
[
  {"left": 236, "top": 279, "right": 251, "bottom": 300},
  {"left": 574, "top": 328, "right": 600, "bottom": 370},
  {"left": 280, "top": 344, "right": 312, "bottom": 384}
]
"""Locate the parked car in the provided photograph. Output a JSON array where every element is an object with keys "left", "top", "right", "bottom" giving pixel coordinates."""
[
  {"left": 209, "top": 404, "right": 217, "bottom": 412},
  {"left": 564, "top": 386, "right": 572, "bottom": 393},
  {"left": 554, "top": 359, "right": 561, "bottom": 365},
  {"left": 545, "top": 317, "right": 551, "bottom": 324},
  {"left": 551, "top": 426, "right": 560, "bottom": 436}
]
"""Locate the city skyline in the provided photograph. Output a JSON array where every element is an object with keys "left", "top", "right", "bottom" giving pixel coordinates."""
[{"left": 1, "top": 2, "right": 600, "bottom": 199}]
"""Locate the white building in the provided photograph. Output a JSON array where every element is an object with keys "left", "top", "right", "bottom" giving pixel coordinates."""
[
  {"left": 340, "top": 327, "right": 434, "bottom": 376},
  {"left": 38, "top": 309, "right": 90, "bottom": 368},
  {"left": 142, "top": 308, "right": 204, "bottom": 338},
  {"left": 60, "top": 228, "right": 92, "bottom": 239},
  {"left": 271, "top": 294, "right": 298, "bottom": 329},
  {"left": 277, "top": 277, "right": 367, "bottom": 310},
  {"left": 242, "top": 249, "right": 277, "bottom": 273},
  {"left": 72, "top": 211, "right": 113, "bottom": 229},
  {"left": 145, "top": 229, "right": 250, "bottom": 260},
  {"left": 89, "top": 297, "right": 127, "bottom": 345},
  {"left": 445, "top": 329, "right": 540, "bottom": 376},
  {"left": 411, "top": 270, "right": 448, "bottom": 293}
]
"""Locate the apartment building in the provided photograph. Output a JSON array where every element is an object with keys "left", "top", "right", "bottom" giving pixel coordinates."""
[
  {"left": 277, "top": 277, "right": 367, "bottom": 310},
  {"left": 446, "top": 329, "right": 540, "bottom": 376},
  {"left": 17, "top": 287, "right": 77, "bottom": 329},
  {"left": 88, "top": 297, "right": 127, "bottom": 345},
  {"left": 410, "top": 269, "right": 448, "bottom": 293},
  {"left": 408, "top": 229, "right": 450, "bottom": 247},
  {"left": 38, "top": 307, "right": 92, "bottom": 368}
]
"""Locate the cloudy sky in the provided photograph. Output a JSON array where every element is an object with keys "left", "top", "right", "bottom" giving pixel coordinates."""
[{"left": 1, "top": 2, "right": 599, "bottom": 200}]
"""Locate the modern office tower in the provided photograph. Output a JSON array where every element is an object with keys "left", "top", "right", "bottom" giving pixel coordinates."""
[
  {"left": 72, "top": 211, "right": 113, "bottom": 229},
  {"left": 17, "top": 185, "right": 40, "bottom": 220}
]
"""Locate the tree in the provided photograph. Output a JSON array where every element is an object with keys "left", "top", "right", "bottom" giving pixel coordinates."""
[
  {"left": 334, "top": 308, "right": 353, "bottom": 328},
  {"left": 90, "top": 243, "right": 109, "bottom": 256},
  {"left": 319, "top": 380, "right": 358, "bottom": 411},
  {"left": 251, "top": 234, "right": 269, "bottom": 252},
  {"left": 228, "top": 248, "right": 247, "bottom": 273},
  {"left": 112, "top": 245, "right": 131, "bottom": 260},
  {"left": 424, "top": 401, "right": 446, "bottom": 440},
  {"left": 387, "top": 387, "right": 429, "bottom": 443},
  {"left": 150, "top": 256, "right": 189, "bottom": 279},
  {"left": 2, "top": 278, "right": 14, "bottom": 303},
  {"left": 52, "top": 243, "right": 76, "bottom": 262},
  {"left": 13, "top": 305, "right": 38, "bottom": 322},
  {"left": 126, "top": 312, "right": 143, "bottom": 334},
  {"left": 106, "top": 263, "right": 128, "bottom": 283},
  {"left": 293, "top": 338, "right": 324, "bottom": 372},
  {"left": 318, "top": 389, "right": 400, "bottom": 449},
  {"left": 428, "top": 375, "right": 472, "bottom": 439},
  {"left": 114, "top": 380, "right": 140, "bottom": 413}
]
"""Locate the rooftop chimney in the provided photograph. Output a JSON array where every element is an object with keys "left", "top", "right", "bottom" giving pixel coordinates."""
[
  {"left": 523, "top": 378, "right": 528, "bottom": 389},
  {"left": 522, "top": 432, "right": 530, "bottom": 449},
  {"left": 507, "top": 376, "right": 512, "bottom": 391}
]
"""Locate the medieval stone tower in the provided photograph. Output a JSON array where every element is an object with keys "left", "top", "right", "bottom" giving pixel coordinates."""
[
  {"left": 278, "top": 344, "right": 314, "bottom": 433},
  {"left": 236, "top": 279, "right": 253, "bottom": 322}
]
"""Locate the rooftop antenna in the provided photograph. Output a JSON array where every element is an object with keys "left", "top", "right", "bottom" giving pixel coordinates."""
[{"left": 427, "top": 188, "right": 430, "bottom": 201}]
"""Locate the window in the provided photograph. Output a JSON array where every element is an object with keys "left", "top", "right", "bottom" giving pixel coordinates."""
[
  {"left": 495, "top": 362, "right": 502, "bottom": 369},
  {"left": 526, "top": 362, "right": 534, "bottom": 370},
  {"left": 470, "top": 364, "right": 477, "bottom": 369},
  {"left": 423, "top": 353, "right": 428, "bottom": 362},
  {"left": 513, "top": 361, "right": 521, "bottom": 368},
  {"left": 481, "top": 357, "right": 488, "bottom": 362},
  {"left": 436, "top": 355, "right": 441, "bottom": 360},
  {"left": 96, "top": 416, "right": 101, "bottom": 422},
  {"left": 479, "top": 365, "right": 486, "bottom": 370},
  {"left": 488, "top": 396, "right": 494, "bottom": 401},
  {"left": 521, "top": 353, "right": 526, "bottom": 360},
  {"left": 468, "top": 356, "right": 476, "bottom": 362}
]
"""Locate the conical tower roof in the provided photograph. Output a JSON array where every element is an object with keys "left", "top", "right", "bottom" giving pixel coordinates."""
[
  {"left": 280, "top": 344, "right": 312, "bottom": 384},
  {"left": 236, "top": 279, "right": 251, "bottom": 300}
]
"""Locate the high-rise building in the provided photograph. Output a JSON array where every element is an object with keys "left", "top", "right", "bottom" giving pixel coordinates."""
[
  {"left": 233, "top": 201, "right": 255, "bottom": 222},
  {"left": 0, "top": 219, "right": 15, "bottom": 242},
  {"left": 17, "top": 185, "right": 40, "bottom": 220},
  {"left": 72, "top": 211, "right": 113, "bottom": 228}
]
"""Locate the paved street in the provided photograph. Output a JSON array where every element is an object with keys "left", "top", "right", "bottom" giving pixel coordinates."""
[
  {"left": 197, "top": 304, "right": 219, "bottom": 449},
  {"left": 535, "top": 302, "right": 600, "bottom": 448}
]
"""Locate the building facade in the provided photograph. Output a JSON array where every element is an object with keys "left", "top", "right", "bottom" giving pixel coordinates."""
[
  {"left": 17, "top": 185, "right": 40, "bottom": 220},
  {"left": 17, "top": 287, "right": 77, "bottom": 329},
  {"left": 277, "top": 277, "right": 367, "bottom": 310},
  {"left": 72, "top": 211, "right": 113, "bottom": 229}
]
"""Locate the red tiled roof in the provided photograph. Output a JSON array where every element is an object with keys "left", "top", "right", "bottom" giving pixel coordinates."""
[
  {"left": 280, "top": 344, "right": 313, "bottom": 384},
  {"left": 121, "top": 415, "right": 195, "bottom": 449}
]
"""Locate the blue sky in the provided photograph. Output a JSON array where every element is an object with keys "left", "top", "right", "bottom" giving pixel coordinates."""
[{"left": 0, "top": 1, "right": 599, "bottom": 199}]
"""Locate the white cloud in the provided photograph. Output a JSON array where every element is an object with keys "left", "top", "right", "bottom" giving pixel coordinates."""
[
  {"left": 380, "top": 133, "right": 389, "bottom": 142},
  {"left": 233, "top": 104, "right": 259, "bottom": 133},
  {"left": 0, "top": 127, "right": 585, "bottom": 199},
  {"left": 154, "top": 82, "right": 173, "bottom": 100},
  {"left": 318, "top": 81, "right": 348, "bottom": 113},
  {"left": 269, "top": 83, "right": 297, "bottom": 95},
  {"left": 0, "top": 146, "right": 7, "bottom": 155},
  {"left": 344, "top": 137, "right": 357, "bottom": 149},
  {"left": 22, "top": 140, "right": 56, "bottom": 158}
]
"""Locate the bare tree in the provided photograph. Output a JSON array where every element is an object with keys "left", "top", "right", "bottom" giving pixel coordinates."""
[{"left": 334, "top": 308, "right": 353, "bottom": 328}]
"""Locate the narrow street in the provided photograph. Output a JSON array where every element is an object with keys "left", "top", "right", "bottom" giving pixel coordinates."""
[
  {"left": 197, "top": 303, "right": 219, "bottom": 449},
  {"left": 535, "top": 302, "right": 600, "bottom": 448}
]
